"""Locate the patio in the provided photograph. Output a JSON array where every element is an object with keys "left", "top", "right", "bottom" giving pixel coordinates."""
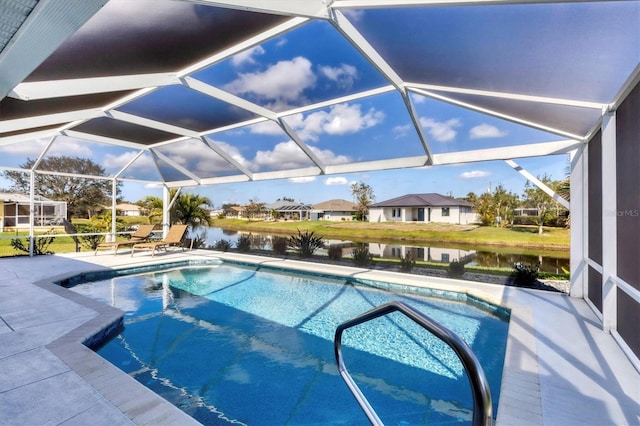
[{"left": 0, "top": 251, "right": 637, "bottom": 425}]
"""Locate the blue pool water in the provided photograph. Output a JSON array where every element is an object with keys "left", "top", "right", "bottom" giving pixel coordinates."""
[{"left": 70, "top": 262, "right": 509, "bottom": 425}]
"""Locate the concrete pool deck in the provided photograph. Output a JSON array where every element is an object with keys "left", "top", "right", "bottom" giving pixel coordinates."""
[{"left": 0, "top": 250, "right": 638, "bottom": 425}]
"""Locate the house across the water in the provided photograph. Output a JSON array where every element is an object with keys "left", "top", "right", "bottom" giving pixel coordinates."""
[
  {"left": 310, "top": 199, "right": 358, "bottom": 221},
  {"left": 369, "top": 193, "right": 477, "bottom": 225}
]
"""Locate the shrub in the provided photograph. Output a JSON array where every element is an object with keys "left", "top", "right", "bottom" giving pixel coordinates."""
[
  {"left": 352, "top": 243, "right": 373, "bottom": 267},
  {"left": 512, "top": 262, "right": 540, "bottom": 287},
  {"left": 400, "top": 253, "right": 416, "bottom": 272},
  {"left": 448, "top": 259, "right": 465, "bottom": 278},
  {"left": 189, "top": 229, "right": 208, "bottom": 249},
  {"left": 288, "top": 229, "right": 324, "bottom": 257},
  {"left": 213, "top": 239, "right": 231, "bottom": 252},
  {"left": 327, "top": 245, "right": 342, "bottom": 261},
  {"left": 236, "top": 234, "right": 252, "bottom": 252},
  {"left": 11, "top": 230, "right": 56, "bottom": 255},
  {"left": 271, "top": 236, "right": 288, "bottom": 255},
  {"left": 75, "top": 224, "right": 105, "bottom": 251}
]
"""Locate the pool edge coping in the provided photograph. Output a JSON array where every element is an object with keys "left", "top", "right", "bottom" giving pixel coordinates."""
[{"left": 33, "top": 273, "right": 201, "bottom": 426}]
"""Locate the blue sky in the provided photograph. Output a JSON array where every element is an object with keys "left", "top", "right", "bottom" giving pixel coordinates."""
[{"left": 1, "top": 5, "right": 589, "bottom": 207}]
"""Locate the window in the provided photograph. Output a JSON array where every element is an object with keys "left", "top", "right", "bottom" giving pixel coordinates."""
[{"left": 442, "top": 207, "right": 450, "bottom": 217}]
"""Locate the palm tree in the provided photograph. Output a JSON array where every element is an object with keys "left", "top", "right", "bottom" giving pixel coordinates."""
[
  {"left": 137, "top": 195, "right": 163, "bottom": 224},
  {"left": 171, "top": 191, "right": 213, "bottom": 230}
]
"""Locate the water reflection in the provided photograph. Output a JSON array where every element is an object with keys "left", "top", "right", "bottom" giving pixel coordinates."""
[{"left": 199, "top": 227, "right": 569, "bottom": 274}]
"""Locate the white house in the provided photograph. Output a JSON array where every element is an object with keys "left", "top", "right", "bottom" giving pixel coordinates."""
[
  {"left": 116, "top": 203, "right": 142, "bottom": 216},
  {"left": 310, "top": 199, "right": 357, "bottom": 221},
  {"left": 369, "top": 193, "right": 477, "bottom": 225}
]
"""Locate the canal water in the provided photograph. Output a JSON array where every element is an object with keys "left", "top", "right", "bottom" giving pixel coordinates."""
[{"left": 196, "top": 226, "right": 569, "bottom": 275}]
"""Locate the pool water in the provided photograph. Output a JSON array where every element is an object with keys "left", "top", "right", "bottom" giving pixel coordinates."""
[{"left": 71, "top": 262, "right": 508, "bottom": 425}]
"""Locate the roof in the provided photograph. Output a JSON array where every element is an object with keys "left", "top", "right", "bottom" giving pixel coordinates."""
[
  {"left": 0, "top": 192, "right": 58, "bottom": 203},
  {"left": 115, "top": 203, "right": 140, "bottom": 211},
  {"left": 265, "top": 201, "right": 312, "bottom": 211},
  {"left": 0, "top": 1, "right": 638, "bottom": 189},
  {"left": 312, "top": 199, "right": 357, "bottom": 212},
  {"left": 370, "top": 193, "right": 473, "bottom": 208}
]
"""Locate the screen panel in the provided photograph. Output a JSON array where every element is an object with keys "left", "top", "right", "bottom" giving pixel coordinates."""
[
  {"left": 588, "top": 130, "right": 602, "bottom": 265},
  {"left": 588, "top": 266, "right": 603, "bottom": 312},
  {"left": 617, "top": 288, "right": 640, "bottom": 359},
  {"left": 616, "top": 82, "right": 640, "bottom": 289}
]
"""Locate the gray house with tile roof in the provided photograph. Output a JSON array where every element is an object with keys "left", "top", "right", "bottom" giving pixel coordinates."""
[
  {"left": 369, "top": 193, "right": 477, "bottom": 225},
  {"left": 310, "top": 199, "right": 358, "bottom": 221}
]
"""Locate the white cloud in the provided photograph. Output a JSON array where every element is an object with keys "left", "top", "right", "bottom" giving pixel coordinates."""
[
  {"left": 206, "top": 140, "right": 252, "bottom": 170},
  {"left": 223, "top": 56, "right": 316, "bottom": 105},
  {"left": 319, "top": 64, "right": 358, "bottom": 90},
  {"left": 159, "top": 139, "right": 228, "bottom": 173},
  {"left": 393, "top": 124, "right": 412, "bottom": 139},
  {"left": 289, "top": 176, "right": 316, "bottom": 183},
  {"left": 250, "top": 121, "right": 285, "bottom": 136},
  {"left": 410, "top": 93, "right": 426, "bottom": 104},
  {"left": 231, "top": 45, "right": 265, "bottom": 67},
  {"left": 470, "top": 123, "right": 507, "bottom": 139},
  {"left": 325, "top": 176, "right": 348, "bottom": 186},
  {"left": 310, "top": 145, "right": 350, "bottom": 164},
  {"left": 3, "top": 137, "right": 93, "bottom": 158},
  {"left": 252, "top": 140, "right": 350, "bottom": 170},
  {"left": 342, "top": 9, "right": 364, "bottom": 22},
  {"left": 104, "top": 150, "right": 155, "bottom": 171},
  {"left": 420, "top": 117, "right": 461, "bottom": 142},
  {"left": 287, "top": 103, "right": 384, "bottom": 142},
  {"left": 253, "top": 141, "right": 314, "bottom": 170},
  {"left": 460, "top": 170, "right": 492, "bottom": 179}
]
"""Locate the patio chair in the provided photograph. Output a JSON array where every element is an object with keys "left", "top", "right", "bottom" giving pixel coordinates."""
[
  {"left": 130, "top": 224, "right": 189, "bottom": 257},
  {"left": 94, "top": 224, "right": 155, "bottom": 255}
]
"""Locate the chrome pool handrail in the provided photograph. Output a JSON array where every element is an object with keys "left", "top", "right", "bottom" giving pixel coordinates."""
[{"left": 334, "top": 300, "right": 492, "bottom": 426}]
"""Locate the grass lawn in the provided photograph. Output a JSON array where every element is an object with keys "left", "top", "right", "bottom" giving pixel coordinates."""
[
  {"left": 0, "top": 217, "right": 154, "bottom": 257},
  {"left": 212, "top": 218, "right": 570, "bottom": 251},
  {"left": 0, "top": 230, "right": 79, "bottom": 257}
]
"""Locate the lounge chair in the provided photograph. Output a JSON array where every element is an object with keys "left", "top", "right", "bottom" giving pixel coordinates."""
[
  {"left": 130, "top": 224, "right": 189, "bottom": 257},
  {"left": 94, "top": 224, "right": 155, "bottom": 255}
]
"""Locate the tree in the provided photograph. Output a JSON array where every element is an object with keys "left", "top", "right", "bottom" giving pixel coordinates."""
[
  {"left": 137, "top": 196, "right": 163, "bottom": 224},
  {"left": 463, "top": 192, "right": 478, "bottom": 206},
  {"left": 351, "top": 181, "right": 375, "bottom": 221},
  {"left": 3, "top": 156, "right": 120, "bottom": 219},
  {"left": 244, "top": 198, "right": 265, "bottom": 222},
  {"left": 475, "top": 192, "right": 497, "bottom": 226},
  {"left": 474, "top": 186, "right": 518, "bottom": 227},
  {"left": 171, "top": 191, "right": 213, "bottom": 229},
  {"left": 522, "top": 174, "right": 555, "bottom": 235},
  {"left": 277, "top": 196, "right": 295, "bottom": 202},
  {"left": 492, "top": 185, "right": 519, "bottom": 227},
  {"left": 555, "top": 167, "right": 571, "bottom": 228}
]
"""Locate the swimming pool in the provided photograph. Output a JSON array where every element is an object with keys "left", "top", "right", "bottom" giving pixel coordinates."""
[{"left": 69, "top": 261, "right": 509, "bottom": 425}]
